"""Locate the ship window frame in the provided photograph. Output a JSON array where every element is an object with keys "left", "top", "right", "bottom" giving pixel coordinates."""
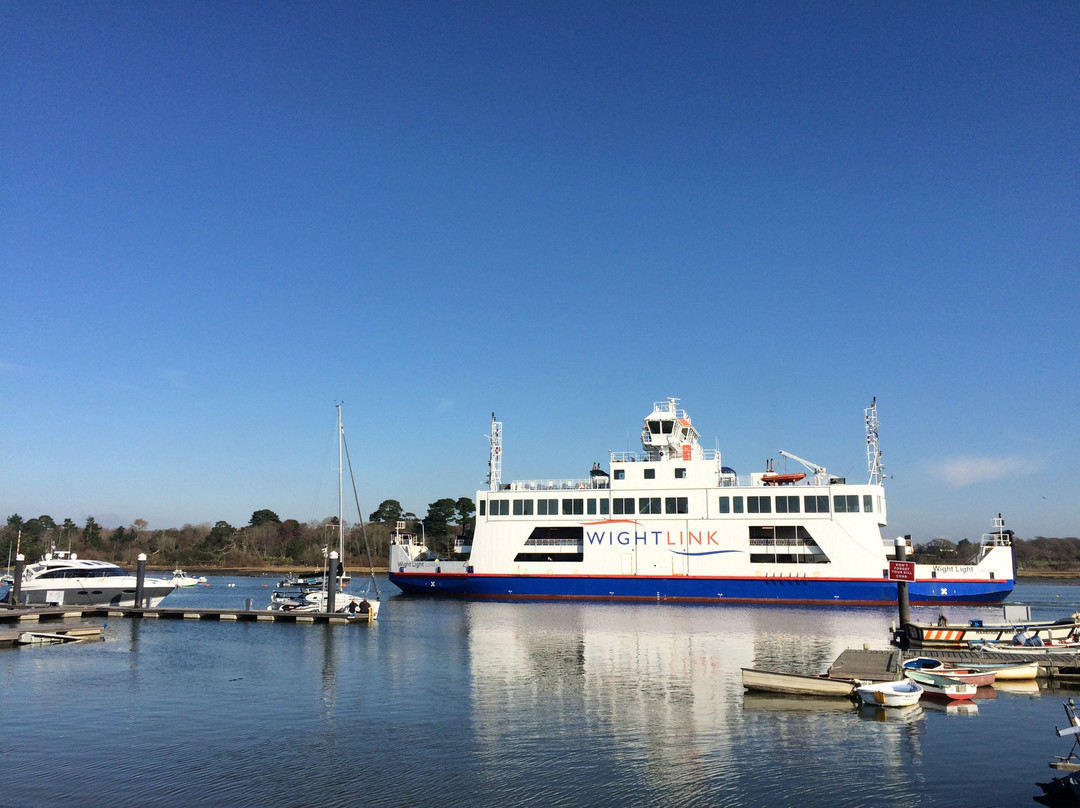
[
  {"left": 562, "top": 498, "right": 584, "bottom": 516},
  {"left": 614, "top": 469, "right": 625, "bottom": 481},
  {"left": 747, "top": 496, "right": 772, "bottom": 514},
  {"left": 863, "top": 494, "right": 873, "bottom": 513},
  {"left": 776, "top": 496, "right": 800, "bottom": 514},
  {"left": 719, "top": 496, "right": 730, "bottom": 514},
  {"left": 675, "top": 467, "right": 686, "bottom": 479},
  {"left": 665, "top": 497, "right": 688, "bottom": 514},
  {"left": 644, "top": 468, "right": 655, "bottom": 480},
  {"left": 600, "top": 499, "right": 609, "bottom": 516},
  {"left": 638, "top": 497, "right": 661, "bottom": 514}
]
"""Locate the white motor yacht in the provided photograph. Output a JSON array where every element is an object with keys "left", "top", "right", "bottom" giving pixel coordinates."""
[{"left": 16, "top": 552, "right": 176, "bottom": 607}]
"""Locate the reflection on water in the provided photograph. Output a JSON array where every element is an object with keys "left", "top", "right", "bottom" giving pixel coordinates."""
[{"left": 0, "top": 578, "right": 1077, "bottom": 807}]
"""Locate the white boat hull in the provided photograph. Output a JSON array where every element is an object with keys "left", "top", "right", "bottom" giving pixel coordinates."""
[{"left": 856, "top": 681, "right": 923, "bottom": 707}]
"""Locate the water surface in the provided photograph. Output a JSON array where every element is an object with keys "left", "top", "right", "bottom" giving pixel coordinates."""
[{"left": 1, "top": 578, "right": 1077, "bottom": 807}]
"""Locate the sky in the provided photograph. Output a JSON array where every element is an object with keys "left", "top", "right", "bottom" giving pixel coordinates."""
[{"left": 2, "top": 2, "right": 1078, "bottom": 543}]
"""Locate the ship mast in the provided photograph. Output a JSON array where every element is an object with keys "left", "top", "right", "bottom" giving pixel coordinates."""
[
  {"left": 865, "top": 397, "right": 884, "bottom": 485},
  {"left": 487, "top": 413, "right": 502, "bottom": 492}
]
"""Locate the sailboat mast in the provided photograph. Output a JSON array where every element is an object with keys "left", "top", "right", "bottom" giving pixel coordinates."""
[{"left": 337, "top": 404, "right": 345, "bottom": 574}]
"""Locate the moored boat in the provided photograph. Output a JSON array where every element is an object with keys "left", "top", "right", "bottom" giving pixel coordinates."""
[
  {"left": 388, "top": 398, "right": 1015, "bottom": 605},
  {"left": 902, "top": 657, "right": 996, "bottom": 687},
  {"left": 170, "top": 569, "right": 207, "bottom": 587},
  {"left": 740, "top": 667, "right": 861, "bottom": 698},
  {"left": 12, "top": 551, "right": 176, "bottom": 607},
  {"left": 268, "top": 405, "right": 380, "bottom": 619},
  {"left": 961, "top": 660, "right": 1040, "bottom": 680},
  {"left": 902, "top": 669, "right": 977, "bottom": 700},
  {"left": 856, "top": 680, "right": 923, "bottom": 707},
  {"left": 901, "top": 603, "right": 1080, "bottom": 649}
]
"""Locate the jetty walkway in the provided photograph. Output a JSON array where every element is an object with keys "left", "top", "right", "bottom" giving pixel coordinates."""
[
  {"left": 831, "top": 647, "right": 1080, "bottom": 683},
  {"left": 0, "top": 603, "right": 372, "bottom": 629}
]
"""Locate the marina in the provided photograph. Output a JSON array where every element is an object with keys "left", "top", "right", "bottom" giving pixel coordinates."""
[{"left": 1, "top": 576, "right": 1080, "bottom": 806}]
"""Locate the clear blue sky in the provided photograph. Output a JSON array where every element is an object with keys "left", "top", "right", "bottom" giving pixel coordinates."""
[{"left": 3, "top": 2, "right": 1077, "bottom": 543}]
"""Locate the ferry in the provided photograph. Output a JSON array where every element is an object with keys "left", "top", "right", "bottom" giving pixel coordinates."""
[{"left": 388, "top": 398, "right": 1015, "bottom": 605}]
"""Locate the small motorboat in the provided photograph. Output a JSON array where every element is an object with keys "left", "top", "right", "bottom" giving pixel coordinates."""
[
  {"left": 171, "top": 569, "right": 207, "bottom": 587},
  {"left": 855, "top": 680, "right": 923, "bottom": 708},
  {"left": 902, "top": 669, "right": 977, "bottom": 700},
  {"left": 902, "top": 657, "right": 996, "bottom": 687}
]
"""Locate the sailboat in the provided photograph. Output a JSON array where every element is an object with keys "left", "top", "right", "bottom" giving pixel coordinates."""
[{"left": 269, "top": 404, "right": 381, "bottom": 619}]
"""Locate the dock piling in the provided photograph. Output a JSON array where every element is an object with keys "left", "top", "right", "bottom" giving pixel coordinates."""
[
  {"left": 135, "top": 554, "right": 147, "bottom": 608},
  {"left": 895, "top": 537, "right": 910, "bottom": 627},
  {"left": 327, "top": 551, "right": 338, "bottom": 613},
  {"left": 10, "top": 554, "right": 23, "bottom": 606}
]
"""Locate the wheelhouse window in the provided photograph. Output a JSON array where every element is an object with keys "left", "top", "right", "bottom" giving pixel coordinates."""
[
  {"left": 863, "top": 494, "right": 873, "bottom": 513},
  {"left": 833, "top": 495, "right": 859, "bottom": 513}
]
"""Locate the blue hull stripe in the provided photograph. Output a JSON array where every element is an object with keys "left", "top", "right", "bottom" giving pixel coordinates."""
[{"left": 388, "top": 571, "right": 1013, "bottom": 606}]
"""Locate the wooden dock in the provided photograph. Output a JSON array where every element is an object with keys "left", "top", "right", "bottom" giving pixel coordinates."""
[
  {"left": 829, "top": 647, "right": 1080, "bottom": 682},
  {"left": 0, "top": 624, "right": 106, "bottom": 648},
  {"left": 0, "top": 604, "right": 373, "bottom": 626}
]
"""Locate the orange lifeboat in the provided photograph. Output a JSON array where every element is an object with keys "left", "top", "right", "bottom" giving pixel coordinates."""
[{"left": 761, "top": 473, "right": 806, "bottom": 486}]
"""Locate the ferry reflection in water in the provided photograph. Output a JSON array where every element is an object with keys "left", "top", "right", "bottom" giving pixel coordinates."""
[{"left": 462, "top": 600, "right": 938, "bottom": 807}]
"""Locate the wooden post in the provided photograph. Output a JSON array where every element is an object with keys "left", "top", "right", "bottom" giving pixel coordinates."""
[
  {"left": 135, "top": 553, "right": 147, "bottom": 608},
  {"left": 895, "top": 538, "right": 910, "bottom": 628},
  {"left": 327, "top": 551, "right": 338, "bottom": 614}
]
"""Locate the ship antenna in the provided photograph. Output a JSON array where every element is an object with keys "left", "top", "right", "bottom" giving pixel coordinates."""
[
  {"left": 487, "top": 412, "right": 502, "bottom": 491},
  {"left": 866, "top": 397, "right": 884, "bottom": 485}
]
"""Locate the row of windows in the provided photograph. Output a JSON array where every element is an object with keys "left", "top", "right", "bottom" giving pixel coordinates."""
[
  {"left": 482, "top": 497, "right": 691, "bottom": 517},
  {"left": 482, "top": 493, "right": 875, "bottom": 517},
  {"left": 612, "top": 467, "right": 688, "bottom": 481},
  {"left": 719, "top": 494, "right": 873, "bottom": 515}
]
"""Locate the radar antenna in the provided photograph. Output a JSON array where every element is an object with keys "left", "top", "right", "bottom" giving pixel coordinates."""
[{"left": 866, "top": 397, "right": 884, "bottom": 485}]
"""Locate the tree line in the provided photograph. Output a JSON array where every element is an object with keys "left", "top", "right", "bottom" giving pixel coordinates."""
[{"left": 2, "top": 497, "right": 475, "bottom": 571}]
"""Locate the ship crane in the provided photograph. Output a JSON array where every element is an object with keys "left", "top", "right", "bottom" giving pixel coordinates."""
[{"left": 777, "top": 450, "right": 829, "bottom": 485}]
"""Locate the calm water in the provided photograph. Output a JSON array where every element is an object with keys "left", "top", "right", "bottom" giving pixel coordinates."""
[{"left": 2, "top": 578, "right": 1079, "bottom": 807}]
